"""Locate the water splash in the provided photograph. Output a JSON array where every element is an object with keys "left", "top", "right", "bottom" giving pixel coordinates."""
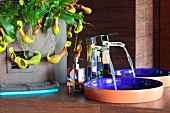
[{"left": 123, "top": 47, "right": 136, "bottom": 77}]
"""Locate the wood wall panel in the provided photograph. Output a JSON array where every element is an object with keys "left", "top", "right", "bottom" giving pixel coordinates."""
[
  {"left": 160, "top": 0, "right": 170, "bottom": 69},
  {"left": 136, "top": 0, "right": 154, "bottom": 68},
  {"left": 67, "top": 0, "right": 136, "bottom": 70}
]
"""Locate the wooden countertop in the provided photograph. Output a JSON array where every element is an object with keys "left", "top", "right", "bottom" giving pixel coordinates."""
[{"left": 1, "top": 84, "right": 170, "bottom": 113}]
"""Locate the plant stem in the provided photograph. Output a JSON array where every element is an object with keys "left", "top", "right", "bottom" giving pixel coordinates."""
[
  {"left": 72, "top": 33, "right": 79, "bottom": 93},
  {"left": 17, "top": 38, "right": 33, "bottom": 53},
  {"left": 74, "top": 33, "right": 79, "bottom": 51},
  {"left": 51, "top": 32, "right": 60, "bottom": 50},
  {"left": 21, "top": 45, "right": 28, "bottom": 59}
]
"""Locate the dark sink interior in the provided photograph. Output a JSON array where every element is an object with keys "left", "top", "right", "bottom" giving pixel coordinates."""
[
  {"left": 115, "top": 68, "right": 170, "bottom": 77},
  {"left": 84, "top": 78, "right": 163, "bottom": 90}
]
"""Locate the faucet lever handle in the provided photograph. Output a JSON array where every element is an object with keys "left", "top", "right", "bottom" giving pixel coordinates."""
[{"left": 110, "top": 42, "right": 125, "bottom": 47}]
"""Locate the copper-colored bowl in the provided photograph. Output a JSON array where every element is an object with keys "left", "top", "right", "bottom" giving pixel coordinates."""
[
  {"left": 84, "top": 78, "right": 163, "bottom": 103},
  {"left": 115, "top": 68, "right": 170, "bottom": 87}
]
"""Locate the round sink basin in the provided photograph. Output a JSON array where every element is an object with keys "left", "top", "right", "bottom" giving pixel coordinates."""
[
  {"left": 84, "top": 78, "right": 163, "bottom": 103},
  {"left": 115, "top": 68, "right": 170, "bottom": 87}
]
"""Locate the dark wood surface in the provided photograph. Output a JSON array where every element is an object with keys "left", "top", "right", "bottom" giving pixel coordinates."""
[{"left": 1, "top": 84, "right": 170, "bottom": 113}]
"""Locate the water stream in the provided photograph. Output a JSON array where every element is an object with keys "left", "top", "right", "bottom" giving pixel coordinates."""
[
  {"left": 103, "top": 46, "right": 136, "bottom": 90},
  {"left": 123, "top": 47, "right": 136, "bottom": 77},
  {"left": 104, "top": 50, "right": 117, "bottom": 90}
]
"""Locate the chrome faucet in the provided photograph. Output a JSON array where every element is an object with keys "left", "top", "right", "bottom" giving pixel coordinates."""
[{"left": 87, "top": 33, "right": 123, "bottom": 80}]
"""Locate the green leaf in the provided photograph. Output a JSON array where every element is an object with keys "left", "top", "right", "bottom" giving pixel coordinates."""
[
  {"left": 29, "top": 10, "right": 39, "bottom": 25},
  {"left": 11, "top": 17, "right": 20, "bottom": 32},
  {"left": 26, "top": 0, "right": 38, "bottom": 10},
  {"left": 64, "top": 11, "right": 90, "bottom": 24},
  {"left": 21, "top": 9, "right": 40, "bottom": 26},
  {"left": 7, "top": 8, "right": 18, "bottom": 19},
  {"left": 19, "top": 0, "right": 24, "bottom": 6},
  {"left": 60, "top": 14, "right": 77, "bottom": 26},
  {"left": 43, "top": 12, "right": 54, "bottom": 32},
  {"left": 46, "top": 0, "right": 59, "bottom": 4},
  {"left": 34, "top": 0, "right": 40, "bottom": 7},
  {"left": 21, "top": 9, "right": 30, "bottom": 23},
  {"left": 60, "top": 11, "right": 90, "bottom": 27},
  {"left": 60, "top": 0, "right": 73, "bottom": 5},
  {"left": 37, "top": 9, "right": 48, "bottom": 19},
  {"left": 0, "top": 16, "right": 16, "bottom": 39},
  {"left": 49, "top": 2, "right": 60, "bottom": 10},
  {"left": 5, "top": 0, "right": 12, "bottom": 9}
]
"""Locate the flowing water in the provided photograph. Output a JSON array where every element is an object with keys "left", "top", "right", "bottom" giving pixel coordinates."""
[
  {"left": 104, "top": 50, "right": 117, "bottom": 90},
  {"left": 103, "top": 46, "right": 136, "bottom": 90},
  {"left": 123, "top": 47, "right": 136, "bottom": 77}
]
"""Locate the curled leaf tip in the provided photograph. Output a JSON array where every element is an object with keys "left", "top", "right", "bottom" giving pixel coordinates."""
[
  {"left": 19, "top": 0, "right": 24, "bottom": 6},
  {"left": 65, "top": 41, "right": 72, "bottom": 47},
  {"left": 17, "top": 21, "right": 22, "bottom": 27},
  {"left": 9, "top": 47, "right": 14, "bottom": 53},
  {"left": 67, "top": 31, "right": 72, "bottom": 38},
  {"left": 66, "top": 4, "right": 76, "bottom": 14},
  {"left": 38, "top": 18, "right": 43, "bottom": 23}
]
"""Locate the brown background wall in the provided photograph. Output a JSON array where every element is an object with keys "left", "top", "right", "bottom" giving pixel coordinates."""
[
  {"left": 160, "top": 0, "right": 170, "bottom": 70},
  {"left": 67, "top": 0, "right": 136, "bottom": 70}
]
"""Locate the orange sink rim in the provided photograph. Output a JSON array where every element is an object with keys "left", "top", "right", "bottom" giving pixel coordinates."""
[{"left": 84, "top": 78, "right": 164, "bottom": 103}]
